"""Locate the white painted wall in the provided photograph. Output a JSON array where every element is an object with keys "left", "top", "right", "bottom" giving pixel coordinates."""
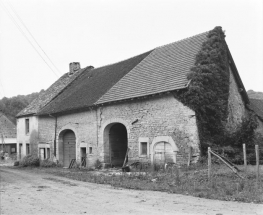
[{"left": 16, "top": 115, "right": 39, "bottom": 160}]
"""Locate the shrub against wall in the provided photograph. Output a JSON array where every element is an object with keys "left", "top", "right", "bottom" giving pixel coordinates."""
[
  {"left": 19, "top": 155, "right": 40, "bottom": 167},
  {"left": 174, "top": 26, "right": 259, "bottom": 160}
]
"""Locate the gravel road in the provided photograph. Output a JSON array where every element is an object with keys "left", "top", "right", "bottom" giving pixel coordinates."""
[{"left": 0, "top": 166, "right": 262, "bottom": 215}]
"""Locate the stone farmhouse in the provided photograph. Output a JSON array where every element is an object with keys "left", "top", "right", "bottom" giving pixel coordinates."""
[
  {"left": 0, "top": 111, "right": 17, "bottom": 157},
  {"left": 16, "top": 27, "right": 249, "bottom": 167}
]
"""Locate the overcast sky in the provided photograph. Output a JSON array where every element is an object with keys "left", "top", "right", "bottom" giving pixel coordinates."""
[{"left": 0, "top": 0, "right": 262, "bottom": 99}]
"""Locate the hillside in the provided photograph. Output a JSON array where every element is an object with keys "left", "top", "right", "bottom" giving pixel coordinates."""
[
  {"left": 0, "top": 90, "right": 44, "bottom": 123},
  {"left": 247, "top": 90, "right": 263, "bottom": 100}
]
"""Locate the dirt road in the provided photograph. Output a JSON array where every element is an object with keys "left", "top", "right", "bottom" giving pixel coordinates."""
[{"left": 0, "top": 167, "right": 262, "bottom": 215}]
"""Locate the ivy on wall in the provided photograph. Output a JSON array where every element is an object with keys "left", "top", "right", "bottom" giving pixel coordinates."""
[
  {"left": 174, "top": 26, "right": 260, "bottom": 160},
  {"left": 174, "top": 26, "right": 230, "bottom": 155}
]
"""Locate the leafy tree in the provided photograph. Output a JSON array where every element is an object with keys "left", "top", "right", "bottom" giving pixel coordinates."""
[{"left": 0, "top": 90, "right": 43, "bottom": 123}]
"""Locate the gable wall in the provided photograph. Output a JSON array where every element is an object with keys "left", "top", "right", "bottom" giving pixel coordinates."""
[{"left": 226, "top": 66, "right": 247, "bottom": 132}]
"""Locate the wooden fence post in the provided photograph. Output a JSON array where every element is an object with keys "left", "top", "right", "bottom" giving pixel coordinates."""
[
  {"left": 255, "top": 145, "right": 259, "bottom": 186},
  {"left": 208, "top": 147, "right": 211, "bottom": 182},
  {"left": 243, "top": 143, "right": 247, "bottom": 172}
]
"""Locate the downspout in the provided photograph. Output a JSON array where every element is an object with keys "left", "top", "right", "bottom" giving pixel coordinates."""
[
  {"left": 54, "top": 116, "right": 57, "bottom": 157},
  {"left": 49, "top": 114, "right": 58, "bottom": 158}
]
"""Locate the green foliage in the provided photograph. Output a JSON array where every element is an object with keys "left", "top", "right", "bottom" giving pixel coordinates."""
[
  {"left": 20, "top": 154, "right": 40, "bottom": 167},
  {"left": 212, "top": 112, "right": 261, "bottom": 164},
  {"left": 175, "top": 27, "right": 230, "bottom": 154},
  {"left": 40, "top": 159, "right": 57, "bottom": 168},
  {"left": 174, "top": 26, "right": 259, "bottom": 158},
  {"left": 0, "top": 90, "right": 43, "bottom": 123},
  {"left": 42, "top": 164, "right": 263, "bottom": 203}
]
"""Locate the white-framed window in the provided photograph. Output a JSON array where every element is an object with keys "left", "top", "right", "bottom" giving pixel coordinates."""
[{"left": 138, "top": 137, "right": 149, "bottom": 157}]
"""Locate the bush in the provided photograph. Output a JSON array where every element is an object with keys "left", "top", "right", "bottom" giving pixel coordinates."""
[
  {"left": 40, "top": 159, "right": 57, "bottom": 168},
  {"left": 20, "top": 155, "right": 40, "bottom": 167}
]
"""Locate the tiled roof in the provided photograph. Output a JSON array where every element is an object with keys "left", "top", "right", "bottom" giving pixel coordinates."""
[
  {"left": 0, "top": 111, "right": 16, "bottom": 138},
  {"left": 249, "top": 98, "right": 263, "bottom": 121},
  {"left": 38, "top": 31, "right": 209, "bottom": 115},
  {"left": 38, "top": 51, "right": 152, "bottom": 115},
  {"left": 16, "top": 68, "right": 86, "bottom": 117},
  {"left": 96, "top": 32, "right": 208, "bottom": 104}
]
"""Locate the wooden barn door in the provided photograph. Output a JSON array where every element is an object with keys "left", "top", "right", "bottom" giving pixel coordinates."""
[
  {"left": 154, "top": 142, "right": 174, "bottom": 164},
  {"left": 63, "top": 130, "right": 76, "bottom": 167}
]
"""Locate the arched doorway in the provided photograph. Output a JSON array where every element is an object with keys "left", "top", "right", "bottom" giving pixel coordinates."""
[
  {"left": 153, "top": 142, "right": 174, "bottom": 164},
  {"left": 62, "top": 130, "right": 76, "bottom": 167},
  {"left": 104, "top": 123, "right": 128, "bottom": 167}
]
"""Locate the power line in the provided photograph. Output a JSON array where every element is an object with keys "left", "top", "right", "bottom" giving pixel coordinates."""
[
  {"left": 0, "top": 0, "right": 60, "bottom": 78},
  {"left": 6, "top": 0, "right": 62, "bottom": 75}
]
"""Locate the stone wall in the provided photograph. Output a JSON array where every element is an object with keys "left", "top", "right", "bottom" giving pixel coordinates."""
[
  {"left": 38, "top": 93, "right": 200, "bottom": 166},
  {"left": 226, "top": 66, "right": 247, "bottom": 132},
  {"left": 97, "top": 94, "right": 199, "bottom": 165}
]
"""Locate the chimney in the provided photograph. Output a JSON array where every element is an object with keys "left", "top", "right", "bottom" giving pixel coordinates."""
[{"left": 69, "top": 62, "right": 81, "bottom": 75}]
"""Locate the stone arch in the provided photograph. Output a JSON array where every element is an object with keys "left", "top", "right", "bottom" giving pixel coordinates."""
[
  {"left": 101, "top": 118, "right": 130, "bottom": 136},
  {"left": 101, "top": 118, "right": 129, "bottom": 166},
  {"left": 150, "top": 136, "right": 179, "bottom": 164},
  {"left": 57, "top": 125, "right": 78, "bottom": 167}
]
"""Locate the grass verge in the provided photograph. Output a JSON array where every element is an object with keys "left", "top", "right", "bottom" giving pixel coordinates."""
[{"left": 10, "top": 163, "right": 263, "bottom": 203}]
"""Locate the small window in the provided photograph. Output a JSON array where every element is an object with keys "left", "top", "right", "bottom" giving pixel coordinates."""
[
  {"left": 140, "top": 142, "right": 147, "bottom": 155},
  {"left": 89, "top": 147, "right": 93, "bottom": 154},
  {"left": 25, "top": 119, "right": 29, "bottom": 134}
]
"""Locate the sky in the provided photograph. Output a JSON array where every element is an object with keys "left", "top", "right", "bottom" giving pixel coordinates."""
[{"left": 0, "top": 0, "right": 262, "bottom": 99}]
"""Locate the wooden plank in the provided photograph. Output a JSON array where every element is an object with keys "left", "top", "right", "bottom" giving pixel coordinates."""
[{"left": 210, "top": 150, "right": 243, "bottom": 179}]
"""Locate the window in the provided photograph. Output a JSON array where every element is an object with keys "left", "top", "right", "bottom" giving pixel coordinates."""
[
  {"left": 140, "top": 142, "right": 147, "bottom": 155},
  {"left": 89, "top": 147, "right": 93, "bottom": 154},
  {"left": 138, "top": 137, "right": 149, "bottom": 157},
  {"left": 25, "top": 119, "right": 29, "bottom": 134}
]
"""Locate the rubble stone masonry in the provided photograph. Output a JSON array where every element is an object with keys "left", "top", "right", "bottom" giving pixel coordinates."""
[
  {"left": 38, "top": 93, "right": 200, "bottom": 166},
  {"left": 226, "top": 66, "right": 247, "bottom": 132}
]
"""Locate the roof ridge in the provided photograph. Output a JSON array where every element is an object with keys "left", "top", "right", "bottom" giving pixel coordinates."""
[
  {"left": 154, "top": 31, "right": 209, "bottom": 50},
  {"left": 91, "top": 50, "right": 154, "bottom": 71}
]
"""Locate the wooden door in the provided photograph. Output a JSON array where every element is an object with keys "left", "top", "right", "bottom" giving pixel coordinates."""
[
  {"left": 63, "top": 131, "right": 76, "bottom": 167},
  {"left": 154, "top": 141, "right": 174, "bottom": 164}
]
